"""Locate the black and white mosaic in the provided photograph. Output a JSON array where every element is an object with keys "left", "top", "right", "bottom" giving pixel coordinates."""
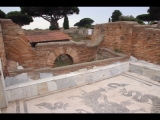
[
  {"left": 35, "top": 102, "right": 69, "bottom": 111},
  {"left": 69, "top": 87, "right": 146, "bottom": 113},
  {"left": 120, "top": 89, "right": 160, "bottom": 113},
  {"left": 108, "top": 83, "right": 160, "bottom": 113}
]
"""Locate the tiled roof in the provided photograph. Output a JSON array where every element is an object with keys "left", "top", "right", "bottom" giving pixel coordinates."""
[{"left": 25, "top": 30, "right": 72, "bottom": 43}]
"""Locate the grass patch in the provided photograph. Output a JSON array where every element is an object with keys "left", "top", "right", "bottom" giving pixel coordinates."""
[
  {"left": 114, "top": 48, "right": 123, "bottom": 53},
  {"left": 67, "top": 33, "right": 91, "bottom": 42}
]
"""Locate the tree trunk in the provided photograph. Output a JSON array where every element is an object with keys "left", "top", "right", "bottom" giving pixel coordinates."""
[{"left": 50, "top": 19, "right": 59, "bottom": 30}]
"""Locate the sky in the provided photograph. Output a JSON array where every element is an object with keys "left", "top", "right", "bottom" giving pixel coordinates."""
[{"left": 0, "top": 7, "right": 149, "bottom": 30}]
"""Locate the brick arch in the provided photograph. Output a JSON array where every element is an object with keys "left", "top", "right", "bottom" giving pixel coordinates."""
[{"left": 46, "top": 46, "right": 80, "bottom": 67}]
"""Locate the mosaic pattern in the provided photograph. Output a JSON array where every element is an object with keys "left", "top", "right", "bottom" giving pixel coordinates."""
[
  {"left": 69, "top": 88, "right": 146, "bottom": 113},
  {"left": 120, "top": 89, "right": 160, "bottom": 113},
  {"left": 35, "top": 102, "right": 69, "bottom": 111},
  {"left": 108, "top": 83, "right": 129, "bottom": 88}
]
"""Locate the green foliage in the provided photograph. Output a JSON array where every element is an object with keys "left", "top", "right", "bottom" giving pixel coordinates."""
[
  {"left": 119, "top": 15, "right": 145, "bottom": 25},
  {"left": 74, "top": 18, "right": 94, "bottom": 28},
  {"left": 148, "top": 7, "right": 160, "bottom": 21},
  {"left": 0, "top": 9, "right": 6, "bottom": 18},
  {"left": 6, "top": 11, "right": 33, "bottom": 27},
  {"left": 108, "top": 18, "right": 111, "bottom": 22},
  {"left": 111, "top": 10, "right": 122, "bottom": 22},
  {"left": 119, "top": 15, "right": 136, "bottom": 21},
  {"left": 136, "top": 14, "right": 150, "bottom": 23},
  {"left": 20, "top": 7, "right": 79, "bottom": 30},
  {"left": 49, "top": 25, "right": 59, "bottom": 30},
  {"left": 136, "top": 18, "right": 145, "bottom": 25},
  {"left": 114, "top": 48, "right": 122, "bottom": 53},
  {"left": 63, "top": 16, "right": 69, "bottom": 29}
]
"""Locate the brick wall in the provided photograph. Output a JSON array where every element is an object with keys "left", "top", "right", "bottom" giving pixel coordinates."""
[
  {"left": 2, "top": 19, "right": 159, "bottom": 74},
  {"left": 0, "top": 19, "right": 35, "bottom": 69},
  {"left": 92, "top": 21, "right": 160, "bottom": 64},
  {"left": 0, "top": 22, "right": 7, "bottom": 73},
  {"left": 34, "top": 42, "right": 97, "bottom": 69}
]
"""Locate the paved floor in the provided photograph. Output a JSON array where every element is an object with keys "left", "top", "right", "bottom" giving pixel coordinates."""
[{"left": 1, "top": 72, "right": 160, "bottom": 113}]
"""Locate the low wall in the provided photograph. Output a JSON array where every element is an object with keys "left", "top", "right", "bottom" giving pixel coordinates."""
[
  {"left": 5, "top": 59, "right": 160, "bottom": 102},
  {"left": 6, "top": 61, "right": 131, "bottom": 102},
  {"left": 8, "top": 50, "right": 128, "bottom": 77},
  {"left": 0, "top": 59, "right": 8, "bottom": 108},
  {"left": 129, "top": 62, "right": 160, "bottom": 82}
]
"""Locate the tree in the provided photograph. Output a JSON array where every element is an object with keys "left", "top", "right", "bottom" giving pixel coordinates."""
[
  {"left": 147, "top": 7, "right": 160, "bottom": 21},
  {"left": 119, "top": 15, "right": 136, "bottom": 21},
  {"left": 108, "top": 18, "right": 111, "bottom": 22},
  {"left": 20, "top": 7, "right": 79, "bottom": 30},
  {"left": 0, "top": 9, "right": 6, "bottom": 18},
  {"left": 63, "top": 15, "right": 69, "bottom": 29},
  {"left": 119, "top": 15, "right": 145, "bottom": 25},
  {"left": 111, "top": 10, "right": 122, "bottom": 22},
  {"left": 74, "top": 18, "right": 94, "bottom": 28},
  {"left": 136, "top": 14, "right": 151, "bottom": 24},
  {"left": 136, "top": 18, "right": 145, "bottom": 25},
  {"left": 6, "top": 11, "right": 33, "bottom": 27}
]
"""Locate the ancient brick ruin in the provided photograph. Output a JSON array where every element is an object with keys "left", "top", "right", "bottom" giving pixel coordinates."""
[
  {"left": 92, "top": 21, "right": 160, "bottom": 64},
  {"left": 0, "top": 19, "right": 160, "bottom": 76}
]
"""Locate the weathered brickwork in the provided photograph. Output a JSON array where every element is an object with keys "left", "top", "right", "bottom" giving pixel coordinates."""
[
  {"left": 34, "top": 42, "right": 97, "bottom": 69},
  {"left": 1, "top": 19, "right": 160, "bottom": 75},
  {"left": 92, "top": 21, "right": 160, "bottom": 64},
  {"left": 0, "top": 19, "right": 35, "bottom": 69},
  {"left": 0, "top": 22, "right": 7, "bottom": 71},
  {"left": 0, "top": 19, "right": 98, "bottom": 71}
]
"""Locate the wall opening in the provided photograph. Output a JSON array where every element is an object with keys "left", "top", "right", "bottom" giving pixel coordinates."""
[{"left": 54, "top": 54, "right": 73, "bottom": 67}]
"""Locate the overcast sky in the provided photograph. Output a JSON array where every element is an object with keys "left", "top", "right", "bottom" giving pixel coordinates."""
[{"left": 0, "top": 7, "right": 149, "bottom": 30}]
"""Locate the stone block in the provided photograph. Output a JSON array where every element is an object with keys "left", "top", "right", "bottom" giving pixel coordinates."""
[
  {"left": 40, "top": 73, "right": 53, "bottom": 79},
  {"left": 30, "top": 84, "right": 38, "bottom": 96},
  {"left": 55, "top": 77, "right": 77, "bottom": 90},
  {"left": 92, "top": 70, "right": 106, "bottom": 82},
  {"left": 119, "top": 64, "right": 130, "bottom": 73},
  {"left": 74, "top": 74, "right": 86, "bottom": 86},
  {"left": 6, "top": 91, "right": 11, "bottom": 102},
  {"left": 16, "top": 73, "right": 29, "bottom": 83},
  {"left": 110, "top": 66, "right": 120, "bottom": 76},
  {"left": 143, "top": 68, "right": 160, "bottom": 81},
  {"left": 47, "top": 81, "right": 57, "bottom": 92},
  {"left": 9, "top": 88, "right": 23, "bottom": 101},
  {"left": 4, "top": 77, "right": 19, "bottom": 87},
  {"left": 77, "top": 73, "right": 93, "bottom": 84},
  {"left": 100, "top": 68, "right": 112, "bottom": 79},
  {"left": 129, "top": 64, "right": 143, "bottom": 75},
  {"left": 22, "top": 86, "right": 31, "bottom": 98},
  {"left": 37, "top": 82, "right": 48, "bottom": 95}
]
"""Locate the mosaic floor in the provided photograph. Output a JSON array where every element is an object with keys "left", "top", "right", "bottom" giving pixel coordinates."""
[{"left": 2, "top": 72, "right": 160, "bottom": 113}]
